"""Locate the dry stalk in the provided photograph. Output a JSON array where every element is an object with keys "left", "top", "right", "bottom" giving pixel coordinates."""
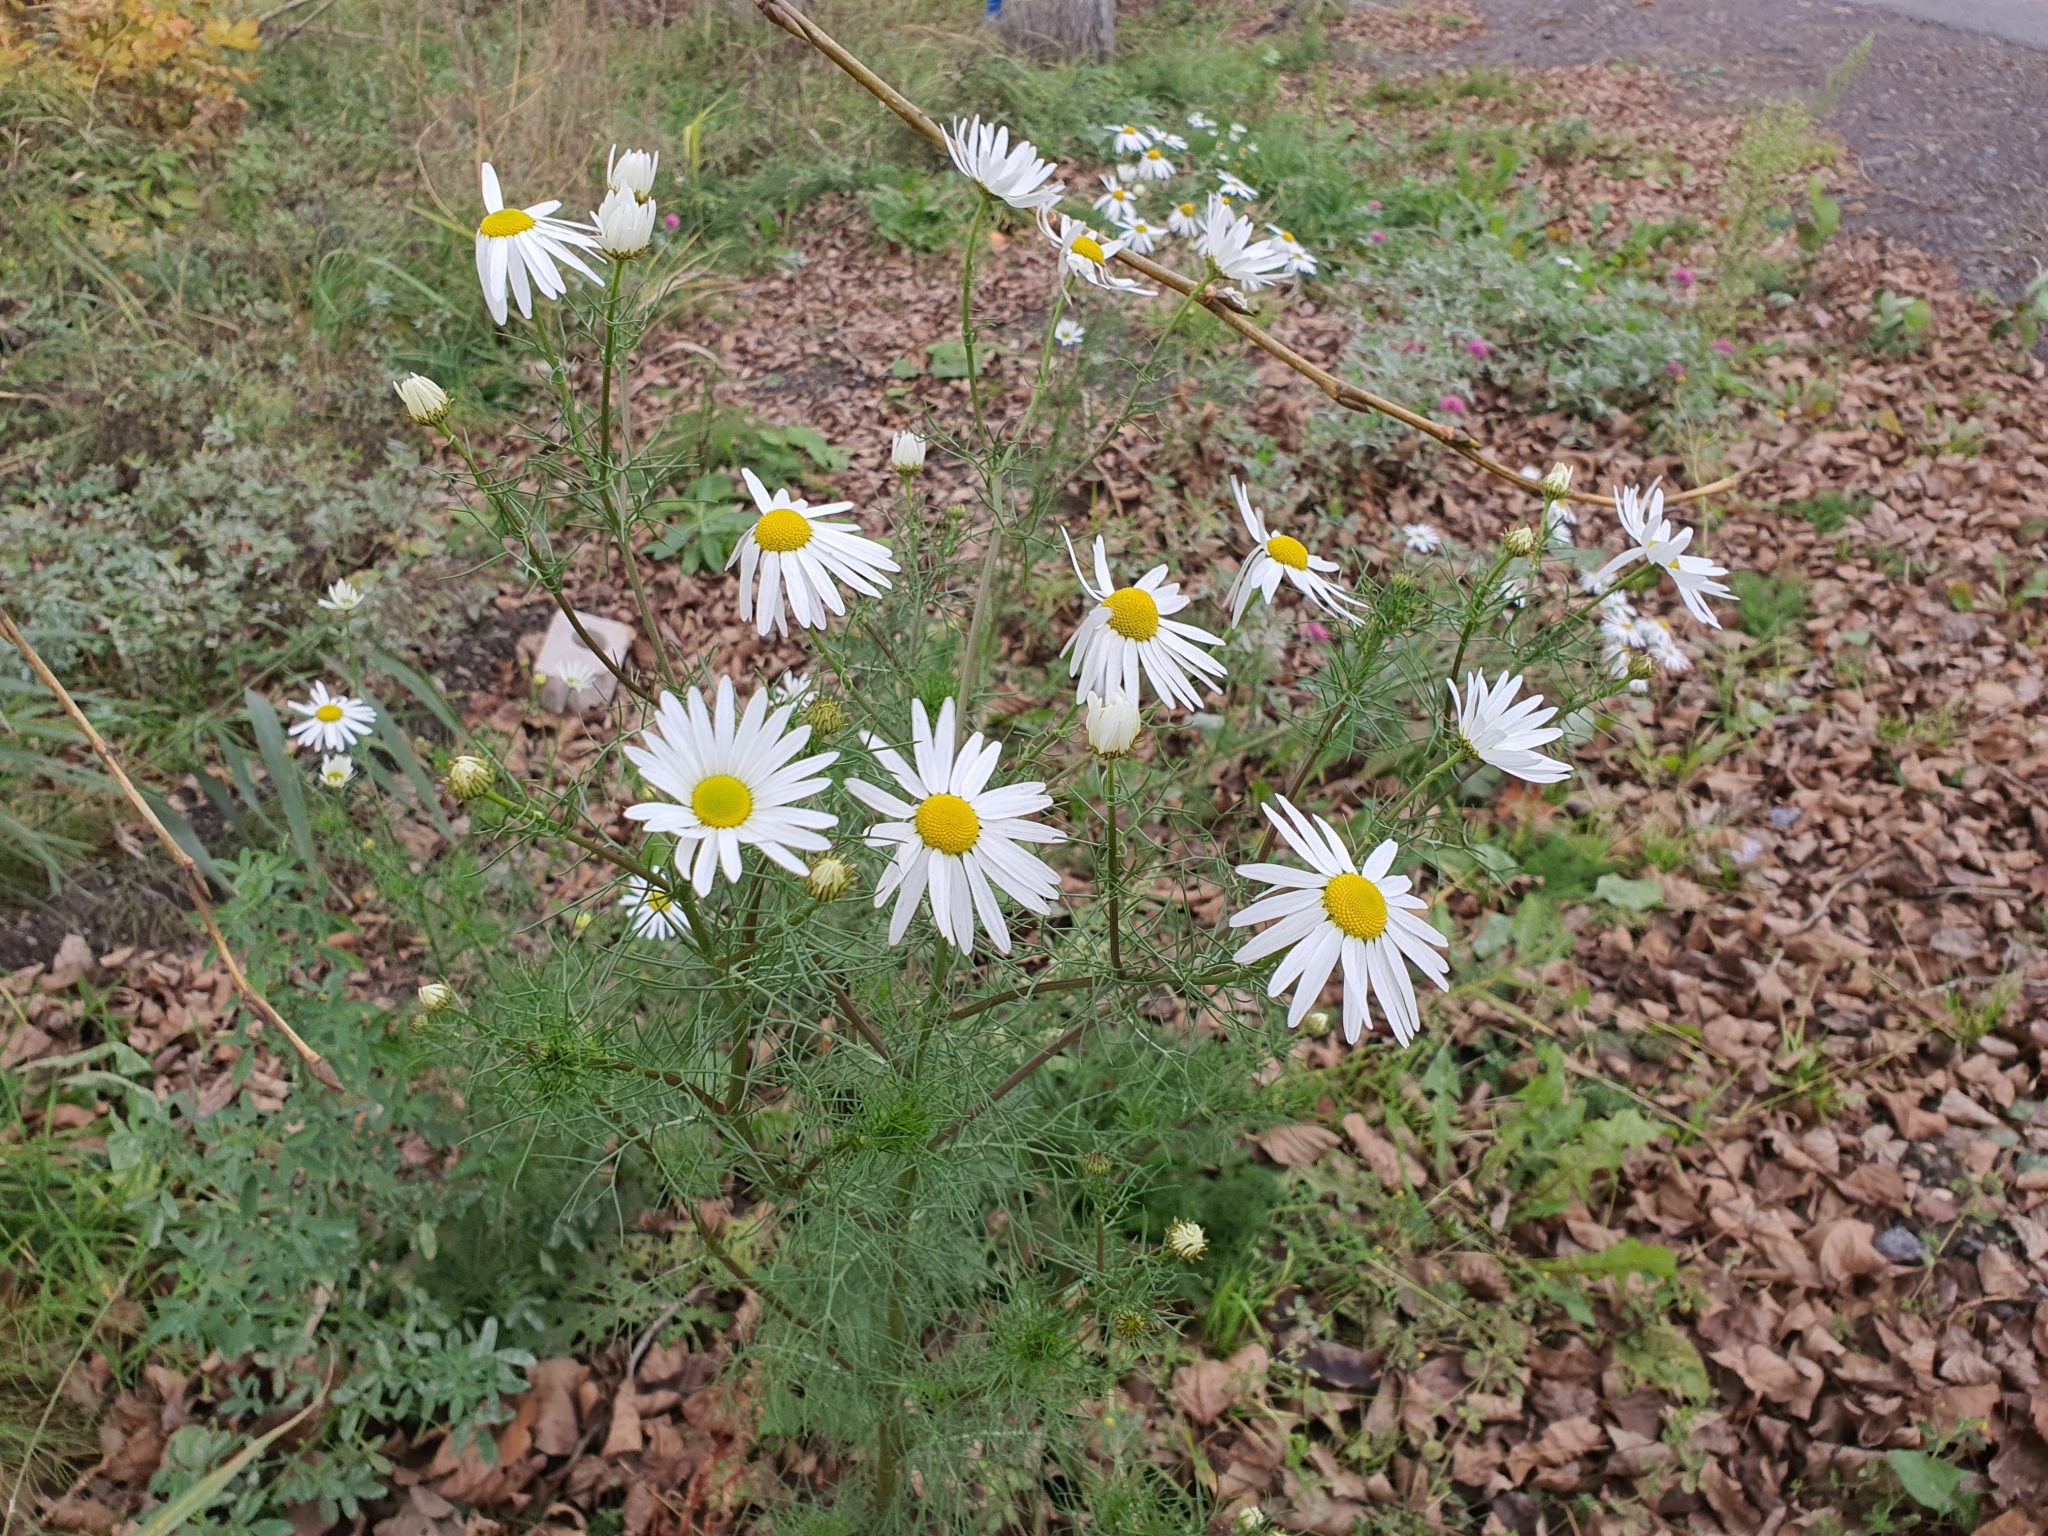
[{"left": 0, "top": 609, "right": 345, "bottom": 1094}]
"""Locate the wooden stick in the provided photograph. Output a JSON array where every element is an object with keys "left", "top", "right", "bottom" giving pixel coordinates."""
[
  {"left": 0, "top": 609, "right": 344, "bottom": 1093},
  {"left": 752, "top": 0, "right": 1742, "bottom": 511}
]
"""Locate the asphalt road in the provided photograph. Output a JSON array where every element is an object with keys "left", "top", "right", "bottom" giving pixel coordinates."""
[{"left": 1440, "top": 0, "right": 2048, "bottom": 295}]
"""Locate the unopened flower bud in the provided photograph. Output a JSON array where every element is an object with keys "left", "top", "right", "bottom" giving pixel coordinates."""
[
  {"left": 1084, "top": 689, "right": 1140, "bottom": 758},
  {"left": 393, "top": 373, "right": 450, "bottom": 426},
  {"left": 891, "top": 431, "right": 926, "bottom": 473},
  {"left": 446, "top": 754, "right": 493, "bottom": 801},
  {"left": 1626, "top": 652, "right": 1660, "bottom": 683},
  {"left": 1111, "top": 1306, "right": 1153, "bottom": 1342},
  {"left": 606, "top": 144, "right": 659, "bottom": 201},
  {"left": 1081, "top": 1150, "right": 1114, "bottom": 1180},
  {"left": 1234, "top": 1509, "right": 1270, "bottom": 1534},
  {"left": 1164, "top": 1218, "right": 1208, "bottom": 1262},
  {"left": 802, "top": 695, "right": 848, "bottom": 738},
  {"left": 1540, "top": 462, "right": 1574, "bottom": 501},
  {"left": 572, "top": 911, "right": 593, "bottom": 935},
  {"left": 417, "top": 981, "right": 457, "bottom": 1014},
  {"left": 1503, "top": 526, "right": 1540, "bottom": 559},
  {"left": 1303, "top": 1009, "right": 1331, "bottom": 1038},
  {"left": 594, "top": 185, "right": 654, "bottom": 259},
  {"left": 804, "top": 854, "right": 857, "bottom": 902}
]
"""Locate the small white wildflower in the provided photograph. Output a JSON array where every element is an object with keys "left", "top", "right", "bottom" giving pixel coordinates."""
[
  {"left": 890, "top": 430, "right": 927, "bottom": 473},
  {"left": 1054, "top": 317, "right": 1086, "bottom": 347},
  {"left": 318, "top": 754, "right": 356, "bottom": 789},
  {"left": 286, "top": 682, "right": 375, "bottom": 752},
  {"left": 1164, "top": 1218, "right": 1208, "bottom": 1261},
  {"left": 593, "top": 184, "right": 654, "bottom": 259},
  {"left": 392, "top": 373, "right": 450, "bottom": 426},
  {"left": 1401, "top": 523, "right": 1443, "bottom": 554},
  {"left": 1084, "top": 689, "right": 1140, "bottom": 758},
  {"left": 316, "top": 577, "right": 365, "bottom": 613},
  {"left": 417, "top": 980, "right": 457, "bottom": 1013},
  {"left": 606, "top": 145, "right": 659, "bottom": 201}
]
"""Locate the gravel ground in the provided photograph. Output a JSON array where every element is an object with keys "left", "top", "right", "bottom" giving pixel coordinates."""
[{"left": 1431, "top": 0, "right": 2048, "bottom": 297}]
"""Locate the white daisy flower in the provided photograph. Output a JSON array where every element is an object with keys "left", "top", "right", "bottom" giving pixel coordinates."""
[
  {"left": 1187, "top": 112, "right": 1216, "bottom": 132},
  {"left": 1264, "top": 225, "right": 1318, "bottom": 277},
  {"left": 623, "top": 677, "right": 838, "bottom": 897},
  {"left": 1060, "top": 531, "right": 1227, "bottom": 712},
  {"left": 392, "top": 373, "right": 450, "bottom": 426},
  {"left": 1055, "top": 317, "right": 1087, "bottom": 347},
  {"left": 1118, "top": 217, "right": 1160, "bottom": 256},
  {"left": 1114, "top": 161, "right": 1138, "bottom": 184},
  {"left": 1108, "top": 122, "right": 1153, "bottom": 155},
  {"left": 1167, "top": 200, "right": 1202, "bottom": 239},
  {"left": 1228, "top": 123, "right": 1249, "bottom": 140},
  {"left": 772, "top": 670, "right": 813, "bottom": 706},
  {"left": 1135, "top": 146, "right": 1175, "bottom": 181},
  {"left": 317, "top": 577, "right": 365, "bottom": 613},
  {"left": 1090, "top": 174, "right": 1141, "bottom": 225},
  {"left": 606, "top": 145, "right": 659, "bottom": 201},
  {"left": 1401, "top": 523, "right": 1443, "bottom": 554},
  {"left": 847, "top": 697, "right": 1064, "bottom": 955},
  {"left": 729, "top": 468, "right": 899, "bottom": 636},
  {"left": 1632, "top": 615, "right": 1690, "bottom": 673},
  {"left": 1040, "top": 213, "right": 1153, "bottom": 294},
  {"left": 1449, "top": 671, "right": 1570, "bottom": 784},
  {"left": 1196, "top": 196, "right": 1290, "bottom": 292},
  {"left": 944, "top": 116, "right": 1064, "bottom": 212},
  {"left": 473, "top": 163, "right": 602, "bottom": 327},
  {"left": 1224, "top": 478, "right": 1363, "bottom": 627},
  {"left": 1229, "top": 797, "right": 1450, "bottom": 1045},
  {"left": 553, "top": 659, "right": 598, "bottom": 696},
  {"left": 1217, "top": 170, "right": 1259, "bottom": 201},
  {"left": 1146, "top": 125, "right": 1189, "bottom": 151},
  {"left": 1592, "top": 481, "right": 1736, "bottom": 628},
  {"left": 318, "top": 754, "right": 356, "bottom": 789},
  {"left": 619, "top": 876, "right": 691, "bottom": 941},
  {"left": 286, "top": 682, "right": 376, "bottom": 753}
]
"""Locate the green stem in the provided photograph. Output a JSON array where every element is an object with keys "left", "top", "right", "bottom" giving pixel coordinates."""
[
  {"left": 1104, "top": 756, "right": 1122, "bottom": 975},
  {"left": 959, "top": 193, "right": 992, "bottom": 451}
]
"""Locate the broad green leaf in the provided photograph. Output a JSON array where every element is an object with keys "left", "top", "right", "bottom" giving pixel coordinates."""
[
  {"left": 370, "top": 710, "right": 453, "bottom": 837},
  {"left": 1885, "top": 1449, "right": 1965, "bottom": 1514},
  {"left": 1593, "top": 873, "right": 1663, "bottom": 911},
  {"left": 1535, "top": 1237, "right": 1678, "bottom": 1281},
  {"left": 367, "top": 648, "right": 465, "bottom": 737}
]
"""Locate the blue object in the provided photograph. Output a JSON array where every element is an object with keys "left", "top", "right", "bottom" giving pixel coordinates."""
[{"left": 986, "top": 0, "right": 1002, "bottom": 14}]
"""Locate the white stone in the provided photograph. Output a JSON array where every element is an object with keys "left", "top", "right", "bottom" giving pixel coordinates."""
[{"left": 534, "top": 609, "right": 635, "bottom": 713}]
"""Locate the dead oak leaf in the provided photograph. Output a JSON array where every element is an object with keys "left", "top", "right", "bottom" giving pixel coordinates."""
[
  {"left": 1173, "top": 1343, "right": 1270, "bottom": 1427},
  {"left": 1259, "top": 1123, "right": 1342, "bottom": 1167},
  {"left": 1812, "top": 1217, "right": 1890, "bottom": 1285},
  {"left": 1709, "top": 1343, "right": 1825, "bottom": 1419}
]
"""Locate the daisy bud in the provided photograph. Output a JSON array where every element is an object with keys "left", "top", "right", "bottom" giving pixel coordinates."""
[
  {"left": 1111, "top": 1306, "right": 1153, "bottom": 1342},
  {"left": 1626, "top": 652, "right": 1660, "bottom": 684},
  {"left": 417, "top": 980, "right": 457, "bottom": 1014},
  {"left": 594, "top": 185, "right": 654, "bottom": 259},
  {"left": 1234, "top": 1509, "right": 1270, "bottom": 1534},
  {"left": 1303, "top": 1009, "right": 1331, "bottom": 1037},
  {"left": 318, "top": 754, "right": 356, "bottom": 789},
  {"left": 1163, "top": 1218, "right": 1208, "bottom": 1262},
  {"left": 1503, "top": 526, "right": 1540, "bottom": 559},
  {"left": 1084, "top": 689, "right": 1140, "bottom": 758},
  {"left": 1540, "top": 462, "right": 1574, "bottom": 501},
  {"left": 606, "top": 144, "right": 659, "bottom": 202},
  {"left": 446, "top": 754, "right": 493, "bottom": 801},
  {"left": 1081, "top": 1150, "right": 1114, "bottom": 1180},
  {"left": 804, "top": 854, "right": 857, "bottom": 903},
  {"left": 890, "top": 431, "right": 927, "bottom": 474},
  {"left": 802, "top": 695, "right": 848, "bottom": 738},
  {"left": 393, "top": 373, "right": 450, "bottom": 427}
]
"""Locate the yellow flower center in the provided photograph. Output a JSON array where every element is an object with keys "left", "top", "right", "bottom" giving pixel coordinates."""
[
  {"left": 645, "top": 890, "right": 673, "bottom": 912},
  {"left": 1323, "top": 872, "right": 1389, "bottom": 940},
  {"left": 1103, "top": 586, "right": 1160, "bottom": 641},
  {"left": 1266, "top": 533, "right": 1309, "bottom": 571},
  {"left": 479, "top": 208, "right": 536, "bottom": 238},
  {"left": 691, "top": 773, "right": 753, "bottom": 829},
  {"left": 1666, "top": 558, "right": 1681, "bottom": 571},
  {"left": 1179, "top": 203, "right": 1195, "bottom": 216},
  {"left": 1147, "top": 149, "right": 1164, "bottom": 159},
  {"left": 914, "top": 793, "right": 981, "bottom": 856},
  {"left": 1281, "top": 229, "right": 1295, "bottom": 242},
  {"left": 754, "top": 508, "right": 813, "bottom": 553},
  {"left": 1070, "top": 234, "right": 1105, "bottom": 264},
  {"left": 315, "top": 703, "right": 344, "bottom": 722}
]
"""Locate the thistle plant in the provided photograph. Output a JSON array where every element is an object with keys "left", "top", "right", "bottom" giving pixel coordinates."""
[{"left": 345, "top": 9, "right": 1746, "bottom": 1526}]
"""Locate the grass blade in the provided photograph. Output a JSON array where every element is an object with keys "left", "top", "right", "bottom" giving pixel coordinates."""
[
  {"left": 244, "top": 691, "right": 324, "bottom": 892},
  {"left": 126, "top": 1396, "right": 321, "bottom": 1536}
]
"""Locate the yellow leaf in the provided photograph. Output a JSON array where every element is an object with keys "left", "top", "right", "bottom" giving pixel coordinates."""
[{"left": 203, "top": 14, "right": 261, "bottom": 50}]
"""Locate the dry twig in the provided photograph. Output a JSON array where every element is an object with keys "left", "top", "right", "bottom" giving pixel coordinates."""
[{"left": 1, "top": 608, "right": 345, "bottom": 1093}]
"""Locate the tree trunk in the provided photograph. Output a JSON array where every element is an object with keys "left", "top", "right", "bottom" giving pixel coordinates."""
[{"left": 994, "top": 0, "right": 1114, "bottom": 61}]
